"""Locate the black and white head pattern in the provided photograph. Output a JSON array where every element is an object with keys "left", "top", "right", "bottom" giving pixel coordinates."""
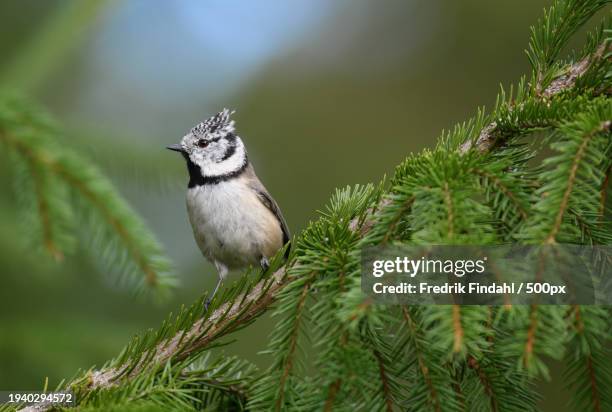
[{"left": 180, "top": 109, "right": 248, "bottom": 181}]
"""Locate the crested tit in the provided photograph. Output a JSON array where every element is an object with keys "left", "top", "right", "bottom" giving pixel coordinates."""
[{"left": 167, "top": 109, "right": 290, "bottom": 307}]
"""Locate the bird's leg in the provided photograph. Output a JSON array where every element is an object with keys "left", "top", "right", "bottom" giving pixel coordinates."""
[
  {"left": 204, "top": 277, "right": 223, "bottom": 311},
  {"left": 205, "top": 262, "right": 228, "bottom": 311},
  {"left": 260, "top": 256, "right": 270, "bottom": 272}
]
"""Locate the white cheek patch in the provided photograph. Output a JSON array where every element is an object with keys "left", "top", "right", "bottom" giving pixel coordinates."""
[
  {"left": 193, "top": 140, "right": 247, "bottom": 178},
  {"left": 189, "top": 150, "right": 208, "bottom": 168}
]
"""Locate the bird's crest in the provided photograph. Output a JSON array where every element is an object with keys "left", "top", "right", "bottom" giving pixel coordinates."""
[{"left": 191, "top": 108, "right": 236, "bottom": 140}]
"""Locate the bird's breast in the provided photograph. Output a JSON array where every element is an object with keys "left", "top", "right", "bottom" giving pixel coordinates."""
[{"left": 185, "top": 180, "right": 282, "bottom": 267}]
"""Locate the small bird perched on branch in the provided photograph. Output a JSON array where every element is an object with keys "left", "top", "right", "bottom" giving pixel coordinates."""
[{"left": 167, "top": 109, "right": 290, "bottom": 307}]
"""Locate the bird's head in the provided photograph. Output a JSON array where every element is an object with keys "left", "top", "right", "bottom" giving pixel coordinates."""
[{"left": 167, "top": 109, "right": 247, "bottom": 179}]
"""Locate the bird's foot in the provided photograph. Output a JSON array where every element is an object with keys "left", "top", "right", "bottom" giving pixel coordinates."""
[
  {"left": 260, "top": 256, "right": 270, "bottom": 272},
  {"left": 204, "top": 277, "right": 223, "bottom": 314}
]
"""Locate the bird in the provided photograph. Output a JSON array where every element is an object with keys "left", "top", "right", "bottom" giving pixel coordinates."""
[{"left": 167, "top": 109, "right": 290, "bottom": 308}]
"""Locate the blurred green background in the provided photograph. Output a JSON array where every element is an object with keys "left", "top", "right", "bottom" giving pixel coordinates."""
[{"left": 0, "top": 1, "right": 603, "bottom": 410}]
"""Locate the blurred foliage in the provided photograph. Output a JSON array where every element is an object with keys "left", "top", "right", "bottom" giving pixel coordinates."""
[
  {"left": 0, "top": 95, "right": 176, "bottom": 294},
  {"left": 0, "top": 1, "right": 112, "bottom": 93}
]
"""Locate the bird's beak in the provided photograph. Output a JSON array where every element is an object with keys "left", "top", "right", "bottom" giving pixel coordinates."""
[{"left": 166, "top": 144, "right": 184, "bottom": 153}]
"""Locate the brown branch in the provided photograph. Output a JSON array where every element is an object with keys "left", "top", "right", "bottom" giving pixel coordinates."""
[
  {"left": 88, "top": 267, "right": 289, "bottom": 391},
  {"left": 451, "top": 305, "right": 463, "bottom": 353},
  {"left": 373, "top": 350, "right": 394, "bottom": 412},
  {"left": 459, "top": 42, "right": 610, "bottom": 155},
  {"left": 324, "top": 379, "right": 342, "bottom": 412},
  {"left": 524, "top": 304, "right": 538, "bottom": 367},
  {"left": 16, "top": 268, "right": 289, "bottom": 412},
  {"left": 586, "top": 355, "right": 602, "bottom": 412},
  {"left": 542, "top": 43, "right": 608, "bottom": 98},
  {"left": 467, "top": 356, "right": 498, "bottom": 412}
]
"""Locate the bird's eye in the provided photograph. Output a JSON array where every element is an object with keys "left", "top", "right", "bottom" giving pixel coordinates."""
[{"left": 197, "top": 139, "right": 209, "bottom": 148}]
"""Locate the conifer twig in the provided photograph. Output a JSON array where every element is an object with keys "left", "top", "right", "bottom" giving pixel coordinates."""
[
  {"left": 0, "top": 96, "right": 175, "bottom": 294},
  {"left": 89, "top": 267, "right": 289, "bottom": 391},
  {"left": 17, "top": 270, "right": 290, "bottom": 412},
  {"left": 545, "top": 119, "right": 612, "bottom": 243},
  {"left": 460, "top": 41, "right": 610, "bottom": 154}
]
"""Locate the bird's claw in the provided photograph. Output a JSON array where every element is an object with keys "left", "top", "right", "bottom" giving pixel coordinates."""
[{"left": 260, "top": 256, "right": 270, "bottom": 272}]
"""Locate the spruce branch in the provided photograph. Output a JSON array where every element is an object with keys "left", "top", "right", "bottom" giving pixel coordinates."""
[
  {"left": 543, "top": 41, "right": 609, "bottom": 97},
  {"left": 470, "top": 167, "right": 529, "bottom": 221},
  {"left": 0, "top": 95, "right": 175, "bottom": 294},
  {"left": 544, "top": 118, "right": 611, "bottom": 244},
  {"left": 372, "top": 349, "right": 394, "bottom": 412},
  {"left": 460, "top": 38, "right": 611, "bottom": 154},
  {"left": 564, "top": 305, "right": 612, "bottom": 411},
  {"left": 400, "top": 306, "right": 462, "bottom": 411},
  {"left": 401, "top": 307, "right": 442, "bottom": 412},
  {"left": 12, "top": 266, "right": 289, "bottom": 412},
  {"left": 88, "top": 267, "right": 288, "bottom": 392},
  {"left": 273, "top": 282, "right": 310, "bottom": 411},
  {"left": 62, "top": 353, "right": 256, "bottom": 412},
  {"left": 466, "top": 356, "right": 498, "bottom": 412},
  {"left": 520, "top": 101, "right": 612, "bottom": 244},
  {"left": 527, "top": 0, "right": 610, "bottom": 92},
  {"left": 323, "top": 378, "right": 342, "bottom": 412}
]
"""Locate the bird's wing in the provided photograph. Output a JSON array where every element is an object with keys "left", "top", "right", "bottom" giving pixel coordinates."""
[
  {"left": 253, "top": 184, "right": 291, "bottom": 246},
  {"left": 247, "top": 174, "right": 290, "bottom": 251}
]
